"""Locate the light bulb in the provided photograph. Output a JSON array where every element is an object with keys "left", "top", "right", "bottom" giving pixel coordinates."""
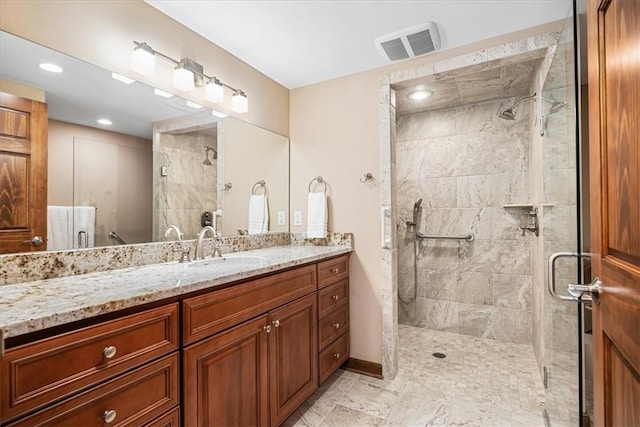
[
  {"left": 131, "top": 43, "right": 155, "bottom": 76},
  {"left": 173, "top": 67, "right": 195, "bottom": 91},
  {"left": 231, "top": 90, "right": 248, "bottom": 113},
  {"left": 205, "top": 78, "right": 224, "bottom": 103}
]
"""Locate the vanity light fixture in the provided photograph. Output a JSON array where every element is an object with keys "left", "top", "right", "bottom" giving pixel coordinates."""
[
  {"left": 97, "top": 118, "right": 113, "bottom": 125},
  {"left": 111, "top": 72, "right": 135, "bottom": 84},
  {"left": 131, "top": 42, "right": 155, "bottom": 76},
  {"left": 130, "top": 40, "right": 249, "bottom": 113},
  {"left": 153, "top": 88, "right": 173, "bottom": 98},
  {"left": 231, "top": 90, "right": 248, "bottom": 114},
  {"left": 408, "top": 90, "right": 432, "bottom": 100},
  {"left": 38, "top": 63, "right": 63, "bottom": 73}
]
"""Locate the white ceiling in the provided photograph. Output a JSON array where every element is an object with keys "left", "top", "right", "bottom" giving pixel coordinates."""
[{"left": 146, "top": 0, "right": 572, "bottom": 89}]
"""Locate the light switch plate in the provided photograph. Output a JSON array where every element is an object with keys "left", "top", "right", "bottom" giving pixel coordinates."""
[
  {"left": 294, "top": 211, "right": 302, "bottom": 226},
  {"left": 277, "top": 211, "right": 286, "bottom": 226}
]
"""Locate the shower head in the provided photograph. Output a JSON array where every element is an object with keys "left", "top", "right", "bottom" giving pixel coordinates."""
[{"left": 497, "top": 93, "right": 537, "bottom": 121}]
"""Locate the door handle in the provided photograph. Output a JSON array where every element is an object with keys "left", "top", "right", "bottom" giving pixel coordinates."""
[
  {"left": 548, "top": 252, "right": 599, "bottom": 303},
  {"left": 23, "top": 236, "right": 44, "bottom": 246}
]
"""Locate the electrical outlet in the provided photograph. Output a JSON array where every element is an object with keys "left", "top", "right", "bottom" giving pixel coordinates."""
[
  {"left": 277, "top": 211, "right": 286, "bottom": 226},
  {"left": 294, "top": 211, "right": 303, "bottom": 226}
]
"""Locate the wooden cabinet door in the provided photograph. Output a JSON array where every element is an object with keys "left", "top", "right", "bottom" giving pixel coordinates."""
[
  {"left": 0, "top": 92, "right": 48, "bottom": 254},
  {"left": 183, "top": 315, "right": 269, "bottom": 427},
  {"left": 268, "top": 294, "right": 318, "bottom": 426},
  {"left": 587, "top": 0, "right": 640, "bottom": 425}
]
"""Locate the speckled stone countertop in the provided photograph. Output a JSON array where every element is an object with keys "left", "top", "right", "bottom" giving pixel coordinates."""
[{"left": 0, "top": 245, "right": 351, "bottom": 339}]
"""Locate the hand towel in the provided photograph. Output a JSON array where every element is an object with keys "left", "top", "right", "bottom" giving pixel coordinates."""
[
  {"left": 248, "top": 194, "right": 269, "bottom": 234},
  {"left": 73, "top": 206, "right": 96, "bottom": 248},
  {"left": 47, "top": 206, "right": 71, "bottom": 250},
  {"left": 307, "top": 192, "right": 327, "bottom": 238}
]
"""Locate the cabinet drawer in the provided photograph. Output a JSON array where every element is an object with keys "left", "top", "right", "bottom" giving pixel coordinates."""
[
  {"left": 1, "top": 304, "right": 179, "bottom": 423},
  {"left": 8, "top": 353, "right": 180, "bottom": 427},
  {"left": 144, "top": 407, "right": 180, "bottom": 427},
  {"left": 317, "top": 255, "right": 349, "bottom": 289},
  {"left": 183, "top": 265, "right": 316, "bottom": 344},
  {"left": 319, "top": 332, "right": 349, "bottom": 384},
  {"left": 318, "top": 305, "right": 349, "bottom": 351},
  {"left": 318, "top": 279, "right": 349, "bottom": 318}
]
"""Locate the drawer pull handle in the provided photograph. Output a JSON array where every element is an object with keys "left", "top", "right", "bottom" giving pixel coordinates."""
[
  {"left": 332, "top": 295, "right": 340, "bottom": 301},
  {"left": 263, "top": 325, "right": 272, "bottom": 333},
  {"left": 333, "top": 323, "right": 340, "bottom": 329},
  {"left": 331, "top": 268, "right": 339, "bottom": 274},
  {"left": 334, "top": 353, "right": 340, "bottom": 359},
  {"left": 103, "top": 409, "right": 117, "bottom": 424},
  {"left": 103, "top": 346, "right": 117, "bottom": 359},
  {"left": 272, "top": 320, "right": 280, "bottom": 328}
]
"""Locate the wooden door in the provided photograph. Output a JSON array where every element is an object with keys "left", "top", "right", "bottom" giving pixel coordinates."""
[
  {"left": 183, "top": 315, "right": 269, "bottom": 427},
  {"left": 0, "top": 92, "right": 48, "bottom": 254},
  {"left": 268, "top": 294, "right": 318, "bottom": 426},
  {"left": 587, "top": 0, "right": 640, "bottom": 425}
]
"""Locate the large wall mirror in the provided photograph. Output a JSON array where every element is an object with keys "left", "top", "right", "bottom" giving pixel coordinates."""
[{"left": 0, "top": 31, "right": 289, "bottom": 254}]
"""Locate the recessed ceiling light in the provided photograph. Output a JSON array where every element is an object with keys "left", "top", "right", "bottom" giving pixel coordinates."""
[
  {"left": 153, "top": 88, "right": 173, "bottom": 98},
  {"left": 211, "top": 110, "right": 228, "bottom": 118},
  {"left": 97, "top": 119, "right": 112, "bottom": 125},
  {"left": 408, "top": 90, "right": 432, "bottom": 100},
  {"left": 186, "top": 100, "right": 203, "bottom": 109},
  {"left": 38, "top": 63, "right": 63, "bottom": 73},
  {"left": 111, "top": 72, "right": 135, "bottom": 84}
]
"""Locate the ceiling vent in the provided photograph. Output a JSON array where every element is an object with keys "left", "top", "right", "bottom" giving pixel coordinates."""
[{"left": 375, "top": 23, "right": 441, "bottom": 62}]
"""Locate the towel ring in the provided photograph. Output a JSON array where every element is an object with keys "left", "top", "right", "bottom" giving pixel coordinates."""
[
  {"left": 252, "top": 180, "right": 267, "bottom": 195},
  {"left": 308, "top": 176, "right": 327, "bottom": 193}
]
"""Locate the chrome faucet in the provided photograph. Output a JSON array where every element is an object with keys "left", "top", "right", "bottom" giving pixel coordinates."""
[
  {"left": 194, "top": 226, "right": 218, "bottom": 260},
  {"left": 164, "top": 225, "right": 183, "bottom": 241}
]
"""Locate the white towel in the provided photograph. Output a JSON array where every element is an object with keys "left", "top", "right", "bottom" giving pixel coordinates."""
[
  {"left": 307, "top": 192, "right": 327, "bottom": 238},
  {"left": 248, "top": 194, "right": 269, "bottom": 234},
  {"left": 72, "top": 206, "right": 96, "bottom": 248},
  {"left": 47, "top": 206, "right": 71, "bottom": 250}
]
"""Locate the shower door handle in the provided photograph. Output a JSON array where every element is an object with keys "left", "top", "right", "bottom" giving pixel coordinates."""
[{"left": 548, "top": 252, "right": 598, "bottom": 303}]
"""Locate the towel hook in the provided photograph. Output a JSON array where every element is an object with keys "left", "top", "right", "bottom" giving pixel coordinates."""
[
  {"left": 308, "top": 176, "right": 327, "bottom": 193},
  {"left": 360, "top": 172, "right": 374, "bottom": 183},
  {"left": 252, "top": 180, "right": 267, "bottom": 195},
  {"left": 222, "top": 183, "right": 232, "bottom": 192}
]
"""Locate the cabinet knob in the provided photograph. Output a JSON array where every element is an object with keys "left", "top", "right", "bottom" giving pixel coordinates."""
[
  {"left": 272, "top": 320, "right": 280, "bottom": 328},
  {"left": 331, "top": 268, "right": 339, "bottom": 274},
  {"left": 333, "top": 323, "right": 340, "bottom": 329},
  {"left": 103, "top": 409, "right": 117, "bottom": 424},
  {"left": 263, "top": 325, "right": 272, "bottom": 333},
  {"left": 332, "top": 295, "right": 339, "bottom": 301},
  {"left": 334, "top": 353, "right": 340, "bottom": 359},
  {"left": 103, "top": 346, "right": 117, "bottom": 359}
]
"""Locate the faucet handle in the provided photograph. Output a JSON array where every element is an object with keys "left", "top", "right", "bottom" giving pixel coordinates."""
[{"left": 179, "top": 249, "right": 191, "bottom": 263}]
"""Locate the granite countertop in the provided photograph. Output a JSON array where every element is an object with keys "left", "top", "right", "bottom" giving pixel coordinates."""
[{"left": 0, "top": 245, "right": 351, "bottom": 339}]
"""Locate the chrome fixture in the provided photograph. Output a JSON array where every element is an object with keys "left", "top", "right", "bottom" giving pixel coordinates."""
[
  {"left": 498, "top": 93, "right": 537, "bottom": 120},
  {"left": 108, "top": 231, "right": 127, "bottom": 245},
  {"left": 520, "top": 208, "right": 539, "bottom": 237},
  {"left": 399, "top": 198, "right": 422, "bottom": 304},
  {"left": 130, "top": 41, "right": 248, "bottom": 113},
  {"left": 416, "top": 232, "right": 475, "bottom": 241},
  {"left": 222, "top": 183, "right": 233, "bottom": 192},
  {"left": 549, "top": 252, "right": 602, "bottom": 304},
  {"left": 359, "top": 172, "right": 374, "bottom": 183},
  {"left": 308, "top": 176, "right": 327, "bottom": 192},
  {"left": 203, "top": 146, "right": 217, "bottom": 165},
  {"left": 194, "top": 226, "right": 218, "bottom": 260},
  {"left": 179, "top": 249, "right": 191, "bottom": 263},
  {"left": 164, "top": 225, "right": 183, "bottom": 241}
]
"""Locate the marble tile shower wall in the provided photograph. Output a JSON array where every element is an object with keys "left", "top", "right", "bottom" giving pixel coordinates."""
[
  {"left": 154, "top": 132, "right": 217, "bottom": 241},
  {"left": 396, "top": 97, "right": 534, "bottom": 344}
]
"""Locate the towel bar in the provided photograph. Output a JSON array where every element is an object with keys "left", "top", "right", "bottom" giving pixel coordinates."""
[{"left": 308, "top": 176, "right": 327, "bottom": 192}]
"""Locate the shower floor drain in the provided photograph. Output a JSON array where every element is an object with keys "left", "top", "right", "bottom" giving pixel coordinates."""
[{"left": 432, "top": 352, "right": 446, "bottom": 359}]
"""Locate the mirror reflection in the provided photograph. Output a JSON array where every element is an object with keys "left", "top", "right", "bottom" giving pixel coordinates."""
[{"left": 0, "top": 31, "right": 289, "bottom": 254}]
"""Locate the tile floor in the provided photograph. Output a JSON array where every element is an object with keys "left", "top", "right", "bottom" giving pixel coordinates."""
[{"left": 283, "top": 325, "right": 548, "bottom": 426}]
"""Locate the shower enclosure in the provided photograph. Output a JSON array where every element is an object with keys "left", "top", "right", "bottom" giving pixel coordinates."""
[{"left": 386, "top": 1, "right": 585, "bottom": 424}]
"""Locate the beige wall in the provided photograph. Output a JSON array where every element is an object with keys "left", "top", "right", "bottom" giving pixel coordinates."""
[
  {"left": 0, "top": 78, "right": 45, "bottom": 102},
  {"left": 48, "top": 120, "right": 152, "bottom": 245},
  {"left": 221, "top": 118, "right": 289, "bottom": 236},
  {"left": 290, "top": 21, "right": 564, "bottom": 364},
  {"left": 0, "top": 0, "right": 289, "bottom": 136}
]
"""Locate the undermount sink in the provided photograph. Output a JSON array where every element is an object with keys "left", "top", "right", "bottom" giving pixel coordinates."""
[{"left": 186, "top": 255, "right": 268, "bottom": 269}]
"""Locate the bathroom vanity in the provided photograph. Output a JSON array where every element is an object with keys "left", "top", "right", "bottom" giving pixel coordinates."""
[{"left": 0, "top": 246, "right": 351, "bottom": 426}]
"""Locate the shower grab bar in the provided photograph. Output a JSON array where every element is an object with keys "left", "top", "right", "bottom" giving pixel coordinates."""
[
  {"left": 108, "top": 231, "right": 127, "bottom": 245},
  {"left": 416, "top": 232, "right": 474, "bottom": 242}
]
